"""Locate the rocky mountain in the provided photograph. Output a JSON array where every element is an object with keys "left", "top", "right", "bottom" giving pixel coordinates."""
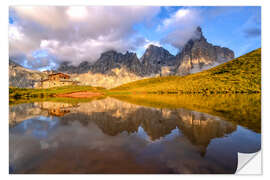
[
  {"left": 141, "top": 45, "right": 176, "bottom": 75},
  {"left": 9, "top": 60, "right": 47, "bottom": 88},
  {"left": 58, "top": 61, "right": 93, "bottom": 74},
  {"left": 175, "top": 27, "right": 235, "bottom": 75},
  {"left": 72, "top": 68, "right": 146, "bottom": 89},
  {"left": 58, "top": 51, "right": 145, "bottom": 76},
  {"left": 91, "top": 50, "right": 144, "bottom": 76},
  {"left": 57, "top": 62, "right": 77, "bottom": 74}
]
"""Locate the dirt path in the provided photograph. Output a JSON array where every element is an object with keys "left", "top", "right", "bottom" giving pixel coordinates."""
[{"left": 56, "top": 91, "right": 103, "bottom": 98}]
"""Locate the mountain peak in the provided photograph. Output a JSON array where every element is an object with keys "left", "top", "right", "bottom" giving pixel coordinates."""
[
  {"left": 196, "top": 26, "right": 202, "bottom": 33},
  {"left": 194, "top": 26, "right": 206, "bottom": 41},
  {"left": 140, "top": 44, "right": 176, "bottom": 75},
  {"left": 91, "top": 49, "right": 143, "bottom": 76},
  {"left": 101, "top": 50, "right": 118, "bottom": 56},
  {"left": 175, "top": 27, "right": 234, "bottom": 76},
  {"left": 147, "top": 44, "right": 160, "bottom": 49},
  {"left": 124, "top": 51, "right": 136, "bottom": 57}
]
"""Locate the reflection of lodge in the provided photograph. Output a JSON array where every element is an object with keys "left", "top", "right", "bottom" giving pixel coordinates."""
[
  {"left": 34, "top": 102, "right": 77, "bottom": 117},
  {"left": 48, "top": 108, "right": 70, "bottom": 117},
  {"left": 34, "top": 73, "right": 79, "bottom": 88}
]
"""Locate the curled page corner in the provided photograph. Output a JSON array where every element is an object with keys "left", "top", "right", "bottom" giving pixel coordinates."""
[{"left": 235, "top": 150, "right": 262, "bottom": 175}]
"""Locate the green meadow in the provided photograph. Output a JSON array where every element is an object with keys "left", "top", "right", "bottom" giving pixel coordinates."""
[{"left": 9, "top": 85, "right": 105, "bottom": 100}]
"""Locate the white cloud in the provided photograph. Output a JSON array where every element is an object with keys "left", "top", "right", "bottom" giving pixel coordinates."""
[
  {"left": 9, "top": 6, "right": 160, "bottom": 68},
  {"left": 160, "top": 8, "right": 203, "bottom": 49},
  {"left": 9, "top": 24, "right": 41, "bottom": 58},
  {"left": 13, "top": 6, "right": 70, "bottom": 30},
  {"left": 143, "top": 40, "right": 161, "bottom": 49},
  {"left": 66, "top": 7, "right": 88, "bottom": 20},
  {"left": 9, "top": 25, "right": 24, "bottom": 40},
  {"left": 162, "top": 9, "right": 190, "bottom": 28},
  {"left": 40, "top": 40, "right": 59, "bottom": 49}
]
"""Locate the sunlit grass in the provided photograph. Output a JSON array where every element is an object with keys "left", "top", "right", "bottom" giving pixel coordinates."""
[{"left": 9, "top": 85, "right": 106, "bottom": 100}]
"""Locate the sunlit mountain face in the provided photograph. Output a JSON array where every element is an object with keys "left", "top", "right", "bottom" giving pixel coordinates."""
[{"left": 9, "top": 97, "right": 261, "bottom": 174}]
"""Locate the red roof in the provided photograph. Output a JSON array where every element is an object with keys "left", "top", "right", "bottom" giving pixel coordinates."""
[{"left": 48, "top": 72, "right": 70, "bottom": 77}]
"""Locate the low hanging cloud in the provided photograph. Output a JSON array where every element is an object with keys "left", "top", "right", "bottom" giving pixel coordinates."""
[
  {"left": 143, "top": 39, "right": 161, "bottom": 49},
  {"left": 160, "top": 8, "right": 203, "bottom": 50},
  {"left": 9, "top": 6, "right": 160, "bottom": 69}
]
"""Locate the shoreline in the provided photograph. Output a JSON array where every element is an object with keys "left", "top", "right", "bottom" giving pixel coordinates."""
[{"left": 55, "top": 91, "right": 103, "bottom": 98}]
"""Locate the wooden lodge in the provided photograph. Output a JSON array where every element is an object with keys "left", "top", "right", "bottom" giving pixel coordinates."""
[{"left": 34, "top": 72, "right": 79, "bottom": 88}]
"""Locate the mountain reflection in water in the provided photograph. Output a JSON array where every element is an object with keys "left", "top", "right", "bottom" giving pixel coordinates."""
[{"left": 9, "top": 97, "right": 261, "bottom": 174}]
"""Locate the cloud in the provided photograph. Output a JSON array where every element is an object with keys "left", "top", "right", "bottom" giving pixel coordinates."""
[
  {"left": 143, "top": 39, "right": 161, "bottom": 49},
  {"left": 243, "top": 28, "right": 261, "bottom": 38},
  {"left": 9, "top": 6, "right": 160, "bottom": 69},
  {"left": 159, "top": 8, "right": 203, "bottom": 50},
  {"left": 13, "top": 7, "right": 70, "bottom": 30},
  {"left": 242, "top": 14, "right": 261, "bottom": 38}
]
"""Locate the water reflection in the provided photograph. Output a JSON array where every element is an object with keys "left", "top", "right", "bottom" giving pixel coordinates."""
[{"left": 9, "top": 97, "right": 261, "bottom": 174}]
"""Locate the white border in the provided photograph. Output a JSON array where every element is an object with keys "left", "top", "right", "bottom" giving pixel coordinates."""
[
  {"left": 1, "top": 0, "right": 269, "bottom": 180},
  {"left": 7, "top": 0, "right": 263, "bottom": 6}
]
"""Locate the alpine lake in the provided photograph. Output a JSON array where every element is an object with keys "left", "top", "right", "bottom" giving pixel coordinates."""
[{"left": 9, "top": 94, "right": 261, "bottom": 174}]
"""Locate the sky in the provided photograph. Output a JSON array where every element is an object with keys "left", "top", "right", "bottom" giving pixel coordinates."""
[{"left": 9, "top": 6, "right": 261, "bottom": 71}]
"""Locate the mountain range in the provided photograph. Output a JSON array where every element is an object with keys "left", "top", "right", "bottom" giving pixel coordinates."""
[{"left": 10, "top": 27, "right": 235, "bottom": 88}]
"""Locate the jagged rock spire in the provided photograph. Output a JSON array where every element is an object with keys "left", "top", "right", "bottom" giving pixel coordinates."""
[
  {"left": 194, "top": 26, "right": 206, "bottom": 41},
  {"left": 175, "top": 26, "right": 234, "bottom": 76}
]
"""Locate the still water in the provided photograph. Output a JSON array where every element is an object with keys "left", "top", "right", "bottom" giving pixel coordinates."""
[{"left": 9, "top": 96, "right": 261, "bottom": 174}]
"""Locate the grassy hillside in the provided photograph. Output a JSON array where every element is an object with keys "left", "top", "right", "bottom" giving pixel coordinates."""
[{"left": 111, "top": 48, "right": 261, "bottom": 94}]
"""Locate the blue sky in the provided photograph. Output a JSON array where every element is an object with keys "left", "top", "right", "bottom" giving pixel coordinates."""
[{"left": 9, "top": 6, "right": 261, "bottom": 71}]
